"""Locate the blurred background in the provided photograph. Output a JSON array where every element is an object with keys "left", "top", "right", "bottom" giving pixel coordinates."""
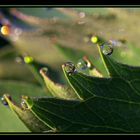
[{"left": 0, "top": 8, "right": 140, "bottom": 132}]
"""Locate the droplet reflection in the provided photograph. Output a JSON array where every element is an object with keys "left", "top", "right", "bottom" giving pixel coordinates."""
[
  {"left": 1, "top": 95, "right": 11, "bottom": 106},
  {"left": 21, "top": 99, "right": 28, "bottom": 110},
  {"left": 101, "top": 43, "right": 113, "bottom": 56},
  {"left": 77, "top": 59, "right": 88, "bottom": 71},
  {"left": 64, "top": 62, "right": 77, "bottom": 76}
]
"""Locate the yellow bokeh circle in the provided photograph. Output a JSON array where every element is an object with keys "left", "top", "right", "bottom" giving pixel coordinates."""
[
  {"left": 91, "top": 36, "right": 98, "bottom": 43},
  {"left": 1, "top": 25, "right": 10, "bottom": 35}
]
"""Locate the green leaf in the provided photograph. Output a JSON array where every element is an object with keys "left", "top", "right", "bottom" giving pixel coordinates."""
[
  {"left": 97, "top": 44, "right": 140, "bottom": 81},
  {"left": 4, "top": 95, "right": 52, "bottom": 132},
  {"left": 4, "top": 95, "right": 81, "bottom": 132},
  {"left": 40, "top": 68, "right": 78, "bottom": 100},
  {"left": 5, "top": 44, "right": 140, "bottom": 133},
  {"left": 0, "top": 80, "right": 48, "bottom": 132}
]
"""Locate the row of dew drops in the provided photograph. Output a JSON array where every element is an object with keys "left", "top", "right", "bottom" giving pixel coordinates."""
[
  {"left": 1, "top": 95, "right": 28, "bottom": 110},
  {"left": 0, "top": 12, "right": 127, "bottom": 107},
  {"left": 0, "top": 34, "right": 122, "bottom": 107},
  {"left": 0, "top": 29, "right": 126, "bottom": 107},
  {"left": 64, "top": 36, "right": 117, "bottom": 76}
]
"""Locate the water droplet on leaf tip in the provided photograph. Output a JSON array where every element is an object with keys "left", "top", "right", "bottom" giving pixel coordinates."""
[
  {"left": 87, "top": 62, "right": 91, "bottom": 68},
  {"left": 1, "top": 97, "right": 8, "bottom": 106},
  {"left": 77, "top": 59, "right": 88, "bottom": 71},
  {"left": 1, "top": 95, "right": 11, "bottom": 106},
  {"left": 83, "top": 56, "right": 92, "bottom": 68},
  {"left": 64, "top": 62, "right": 77, "bottom": 76},
  {"left": 101, "top": 43, "right": 113, "bottom": 56},
  {"left": 21, "top": 99, "right": 28, "bottom": 110}
]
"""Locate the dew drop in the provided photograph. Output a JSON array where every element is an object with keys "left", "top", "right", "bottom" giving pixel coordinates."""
[
  {"left": 21, "top": 99, "right": 28, "bottom": 110},
  {"left": 1, "top": 97, "right": 8, "bottom": 106},
  {"left": 64, "top": 62, "right": 77, "bottom": 76},
  {"left": 1, "top": 95, "right": 11, "bottom": 106},
  {"left": 101, "top": 43, "right": 113, "bottom": 56},
  {"left": 77, "top": 59, "right": 88, "bottom": 71}
]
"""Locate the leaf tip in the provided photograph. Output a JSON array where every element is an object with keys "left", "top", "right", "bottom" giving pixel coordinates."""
[
  {"left": 1, "top": 94, "right": 12, "bottom": 106},
  {"left": 21, "top": 96, "right": 33, "bottom": 110},
  {"left": 62, "top": 62, "right": 77, "bottom": 76},
  {"left": 40, "top": 67, "right": 48, "bottom": 76}
]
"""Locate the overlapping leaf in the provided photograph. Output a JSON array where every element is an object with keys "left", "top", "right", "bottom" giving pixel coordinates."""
[
  {"left": 4, "top": 44, "right": 140, "bottom": 133},
  {"left": 40, "top": 68, "right": 78, "bottom": 100},
  {"left": 0, "top": 80, "right": 47, "bottom": 132}
]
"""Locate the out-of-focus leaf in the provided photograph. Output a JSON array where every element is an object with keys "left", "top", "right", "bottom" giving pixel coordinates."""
[{"left": 53, "top": 43, "right": 85, "bottom": 62}]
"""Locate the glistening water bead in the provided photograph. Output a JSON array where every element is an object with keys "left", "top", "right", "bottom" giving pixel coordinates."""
[
  {"left": 1, "top": 95, "right": 11, "bottom": 106},
  {"left": 1, "top": 96, "right": 8, "bottom": 106},
  {"left": 77, "top": 59, "right": 88, "bottom": 71},
  {"left": 101, "top": 43, "right": 113, "bottom": 56},
  {"left": 64, "top": 62, "right": 77, "bottom": 76},
  {"left": 21, "top": 99, "right": 28, "bottom": 110}
]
